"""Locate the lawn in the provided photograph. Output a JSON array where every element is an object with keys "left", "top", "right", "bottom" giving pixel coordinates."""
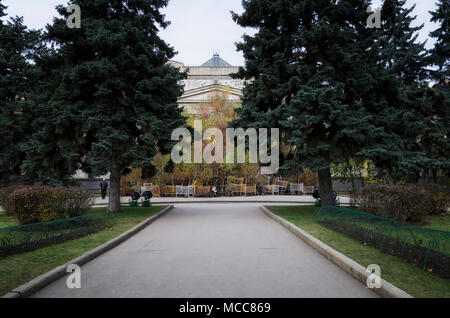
[
  {"left": 0, "top": 212, "right": 16, "bottom": 228},
  {"left": 424, "top": 212, "right": 450, "bottom": 231},
  {"left": 267, "top": 205, "right": 450, "bottom": 298},
  {"left": 0, "top": 206, "right": 167, "bottom": 296}
]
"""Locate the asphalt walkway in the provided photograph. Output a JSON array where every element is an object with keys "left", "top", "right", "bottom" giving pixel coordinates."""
[{"left": 31, "top": 203, "right": 376, "bottom": 298}]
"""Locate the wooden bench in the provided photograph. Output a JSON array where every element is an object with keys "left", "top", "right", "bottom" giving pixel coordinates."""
[
  {"left": 163, "top": 186, "right": 177, "bottom": 197},
  {"left": 263, "top": 184, "right": 280, "bottom": 195},
  {"left": 246, "top": 184, "right": 257, "bottom": 196},
  {"left": 195, "top": 186, "right": 211, "bottom": 197},
  {"left": 228, "top": 184, "right": 246, "bottom": 196}
]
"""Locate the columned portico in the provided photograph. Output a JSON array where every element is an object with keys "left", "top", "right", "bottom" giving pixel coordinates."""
[{"left": 168, "top": 53, "right": 247, "bottom": 114}]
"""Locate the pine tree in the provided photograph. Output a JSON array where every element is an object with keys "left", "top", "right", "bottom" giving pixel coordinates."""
[
  {"left": 24, "top": 0, "right": 186, "bottom": 212},
  {"left": 0, "top": 1, "right": 40, "bottom": 185},
  {"left": 232, "top": 0, "right": 404, "bottom": 205}
]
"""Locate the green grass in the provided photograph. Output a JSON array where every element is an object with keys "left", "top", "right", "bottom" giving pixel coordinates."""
[
  {"left": 425, "top": 212, "right": 450, "bottom": 231},
  {"left": 0, "top": 206, "right": 167, "bottom": 296},
  {"left": 0, "top": 212, "right": 17, "bottom": 229},
  {"left": 267, "top": 205, "right": 450, "bottom": 298}
]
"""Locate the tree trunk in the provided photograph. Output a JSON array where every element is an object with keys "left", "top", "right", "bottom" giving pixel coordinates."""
[
  {"left": 358, "top": 172, "right": 365, "bottom": 188},
  {"left": 346, "top": 161, "right": 356, "bottom": 194},
  {"left": 350, "top": 174, "right": 356, "bottom": 193},
  {"left": 1, "top": 170, "right": 9, "bottom": 188},
  {"left": 108, "top": 166, "right": 121, "bottom": 213},
  {"left": 318, "top": 168, "right": 336, "bottom": 206},
  {"left": 432, "top": 169, "right": 438, "bottom": 184}
]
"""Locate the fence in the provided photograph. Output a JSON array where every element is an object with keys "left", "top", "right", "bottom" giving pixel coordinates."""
[
  {"left": 78, "top": 179, "right": 107, "bottom": 195},
  {"left": 0, "top": 213, "right": 112, "bottom": 258},
  {"left": 314, "top": 206, "right": 450, "bottom": 279}
]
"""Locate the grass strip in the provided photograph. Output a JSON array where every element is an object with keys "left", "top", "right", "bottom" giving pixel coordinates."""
[
  {"left": 267, "top": 205, "right": 450, "bottom": 298},
  {"left": 0, "top": 206, "right": 167, "bottom": 296}
]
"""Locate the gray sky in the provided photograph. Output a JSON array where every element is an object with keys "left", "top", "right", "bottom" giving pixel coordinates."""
[{"left": 2, "top": 0, "right": 439, "bottom": 66}]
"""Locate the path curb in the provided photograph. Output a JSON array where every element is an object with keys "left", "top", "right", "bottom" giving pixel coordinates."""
[
  {"left": 93, "top": 196, "right": 352, "bottom": 207},
  {"left": 2, "top": 205, "right": 174, "bottom": 298},
  {"left": 260, "top": 206, "right": 413, "bottom": 298},
  {"left": 95, "top": 201, "right": 352, "bottom": 206}
]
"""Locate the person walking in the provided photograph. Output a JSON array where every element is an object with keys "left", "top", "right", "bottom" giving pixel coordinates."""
[{"left": 100, "top": 178, "right": 108, "bottom": 200}]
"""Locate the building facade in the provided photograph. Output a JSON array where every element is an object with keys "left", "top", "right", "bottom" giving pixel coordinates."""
[{"left": 168, "top": 53, "right": 246, "bottom": 114}]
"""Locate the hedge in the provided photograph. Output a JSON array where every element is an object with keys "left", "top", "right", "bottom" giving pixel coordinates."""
[
  {"left": 0, "top": 186, "right": 23, "bottom": 216},
  {"left": 355, "top": 184, "right": 450, "bottom": 224},
  {"left": 8, "top": 186, "right": 94, "bottom": 225}
]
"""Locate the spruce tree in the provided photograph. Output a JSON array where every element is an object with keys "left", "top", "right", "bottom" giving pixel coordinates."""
[
  {"left": 380, "top": 0, "right": 429, "bottom": 84},
  {"left": 430, "top": 0, "right": 449, "bottom": 82},
  {"left": 232, "top": 0, "right": 403, "bottom": 205},
  {"left": 0, "top": 1, "right": 39, "bottom": 185},
  {"left": 377, "top": 0, "right": 431, "bottom": 182},
  {"left": 25, "top": 0, "right": 186, "bottom": 212},
  {"left": 426, "top": 0, "right": 450, "bottom": 181}
]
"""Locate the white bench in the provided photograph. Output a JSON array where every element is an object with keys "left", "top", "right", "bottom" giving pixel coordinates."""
[
  {"left": 290, "top": 183, "right": 304, "bottom": 195},
  {"left": 176, "top": 186, "right": 194, "bottom": 197},
  {"left": 303, "top": 186, "right": 315, "bottom": 195}
]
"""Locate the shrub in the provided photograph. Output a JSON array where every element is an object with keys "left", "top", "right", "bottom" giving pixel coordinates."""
[
  {"left": 0, "top": 186, "right": 22, "bottom": 216},
  {"left": 420, "top": 184, "right": 450, "bottom": 216},
  {"left": 64, "top": 188, "right": 95, "bottom": 218},
  {"left": 355, "top": 184, "right": 431, "bottom": 224},
  {"left": 9, "top": 186, "right": 94, "bottom": 225}
]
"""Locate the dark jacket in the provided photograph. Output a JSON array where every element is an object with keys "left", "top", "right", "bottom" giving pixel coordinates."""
[{"left": 100, "top": 181, "right": 108, "bottom": 192}]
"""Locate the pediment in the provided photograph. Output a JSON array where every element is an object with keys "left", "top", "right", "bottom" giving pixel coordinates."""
[{"left": 178, "top": 84, "right": 243, "bottom": 104}]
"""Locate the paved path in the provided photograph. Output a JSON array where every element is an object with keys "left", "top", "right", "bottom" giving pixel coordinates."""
[
  {"left": 94, "top": 195, "right": 351, "bottom": 206},
  {"left": 31, "top": 204, "right": 376, "bottom": 298}
]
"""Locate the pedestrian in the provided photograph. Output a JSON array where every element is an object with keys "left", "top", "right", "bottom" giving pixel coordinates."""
[{"left": 100, "top": 178, "right": 108, "bottom": 200}]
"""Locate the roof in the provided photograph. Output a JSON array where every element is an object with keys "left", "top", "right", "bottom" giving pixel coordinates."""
[{"left": 201, "top": 53, "right": 232, "bottom": 67}]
